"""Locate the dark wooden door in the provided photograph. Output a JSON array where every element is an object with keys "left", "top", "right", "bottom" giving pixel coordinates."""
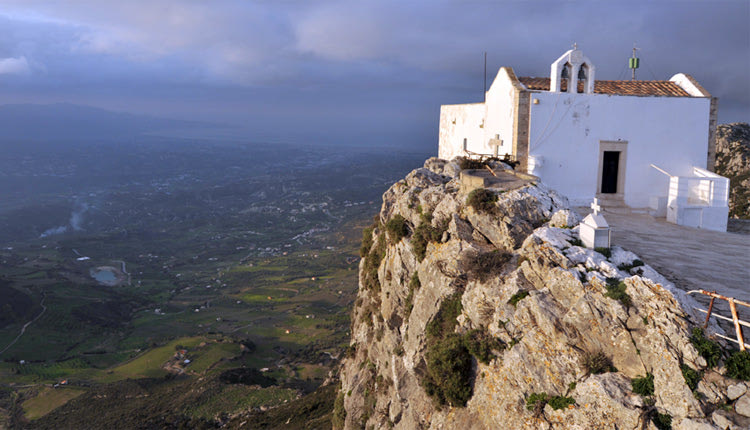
[{"left": 601, "top": 151, "right": 619, "bottom": 194}]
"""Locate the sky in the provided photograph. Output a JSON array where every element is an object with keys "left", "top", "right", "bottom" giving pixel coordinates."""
[{"left": 0, "top": 0, "right": 747, "bottom": 147}]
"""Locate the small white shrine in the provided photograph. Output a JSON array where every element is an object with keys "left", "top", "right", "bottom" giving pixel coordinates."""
[
  {"left": 438, "top": 45, "right": 730, "bottom": 231},
  {"left": 580, "top": 199, "right": 611, "bottom": 249}
]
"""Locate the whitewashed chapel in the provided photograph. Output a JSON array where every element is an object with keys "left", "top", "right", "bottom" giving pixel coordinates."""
[{"left": 438, "top": 47, "right": 729, "bottom": 231}]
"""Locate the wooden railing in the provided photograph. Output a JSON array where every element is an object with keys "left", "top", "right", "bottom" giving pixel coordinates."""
[{"left": 687, "top": 290, "right": 749, "bottom": 351}]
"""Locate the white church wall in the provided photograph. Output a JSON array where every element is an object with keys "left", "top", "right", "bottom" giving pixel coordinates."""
[
  {"left": 483, "top": 68, "right": 519, "bottom": 158},
  {"left": 526, "top": 91, "right": 711, "bottom": 207},
  {"left": 438, "top": 103, "right": 486, "bottom": 160}
]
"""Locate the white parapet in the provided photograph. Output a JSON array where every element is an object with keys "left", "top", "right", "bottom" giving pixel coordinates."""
[{"left": 666, "top": 166, "right": 729, "bottom": 232}]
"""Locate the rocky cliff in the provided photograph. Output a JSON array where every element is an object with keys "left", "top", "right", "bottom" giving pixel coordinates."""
[
  {"left": 336, "top": 158, "right": 750, "bottom": 429},
  {"left": 715, "top": 122, "right": 750, "bottom": 219}
]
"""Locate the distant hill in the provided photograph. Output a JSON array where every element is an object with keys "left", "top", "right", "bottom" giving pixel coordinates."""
[
  {"left": 715, "top": 122, "right": 750, "bottom": 218},
  {"left": 0, "top": 103, "right": 218, "bottom": 142}
]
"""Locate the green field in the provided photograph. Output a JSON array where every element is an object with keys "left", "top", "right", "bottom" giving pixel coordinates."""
[
  {"left": 22, "top": 387, "right": 85, "bottom": 421},
  {"left": 0, "top": 141, "right": 423, "bottom": 426}
]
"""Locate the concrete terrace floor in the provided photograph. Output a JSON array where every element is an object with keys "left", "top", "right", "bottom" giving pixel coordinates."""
[{"left": 575, "top": 208, "right": 750, "bottom": 303}]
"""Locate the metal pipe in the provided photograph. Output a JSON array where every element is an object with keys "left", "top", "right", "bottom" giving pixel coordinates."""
[
  {"left": 696, "top": 308, "right": 750, "bottom": 329},
  {"left": 715, "top": 333, "right": 746, "bottom": 347},
  {"left": 650, "top": 164, "right": 672, "bottom": 177},
  {"left": 689, "top": 289, "right": 750, "bottom": 309},
  {"left": 687, "top": 289, "right": 749, "bottom": 351}
]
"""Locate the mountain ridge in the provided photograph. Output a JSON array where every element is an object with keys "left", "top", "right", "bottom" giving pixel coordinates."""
[
  {"left": 0, "top": 103, "right": 221, "bottom": 142},
  {"left": 337, "top": 157, "right": 750, "bottom": 429}
]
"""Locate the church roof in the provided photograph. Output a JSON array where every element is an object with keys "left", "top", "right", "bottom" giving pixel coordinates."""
[{"left": 518, "top": 77, "right": 691, "bottom": 97}]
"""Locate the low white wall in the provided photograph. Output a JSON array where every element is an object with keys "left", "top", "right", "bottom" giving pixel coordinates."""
[
  {"left": 526, "top": 91, "right": 711, "bottom": 207},
  {"left": 438, "top": 103, "right": 486, "bottom": 160},
  {"left": 666, "top": 169, "right": 729, "bottom": 231}
]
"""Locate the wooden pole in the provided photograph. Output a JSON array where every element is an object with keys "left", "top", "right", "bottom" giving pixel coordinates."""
[
  {"left": 729, "top": 298, "right": 746, "bottom": 351},
  {"left": 703, "top": 297, "right": 715, "bottom": 329}
]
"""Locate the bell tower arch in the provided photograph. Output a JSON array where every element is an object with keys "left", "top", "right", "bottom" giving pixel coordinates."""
[{"left": 550, "top": 45, "right": 595, "bottom": 94}]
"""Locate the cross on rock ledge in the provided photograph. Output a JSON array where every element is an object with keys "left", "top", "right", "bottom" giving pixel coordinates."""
[
  {"left": 580, "top": 198, "right": 611, "bottom": 249},
  {"left": 591, "top": 198, "right": 602, "bottom": 215}
]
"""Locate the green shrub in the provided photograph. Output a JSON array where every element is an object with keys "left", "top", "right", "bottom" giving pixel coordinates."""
[
  {"left": 404, "top": 273, "right": 421, "bottom": 318},
  {"left": 582, "top": 351, "right": 617, "bottom": 375},
  {"left": 507, "top": 291, "right": 529, "bottom": 308},
  {"left": 463, "top": 328, "right": 505, "bottom": 364},
  {"left": 632, "top": 373, "right": 654, "bottom": 396},
  {"left": 690, "top": 328, "right": 722, "bottom": 368},
  {"left": 426, "top": 293, "right": 463, "bottom": 339},
  {"left": 421, "top": 293, "right": 505, "bottom": 407},
  {"left": 344, "top": 344, "right": 357, "bottom": 359},
  {"left": 421, "top": 292, "right": 476, "bottom": 407},
  {"left": 362, "top": 232, "right": 386, "bottom": 292},
  {"left": 393, "top": 344, "right": 404, "bottom": 356},
  {"left": 725, "top": 350, "right": 750, "bottom": 380},
  {"left": 568, "top": 237, "right": 584, "bottom": 247},
  {"left": 604, "top": 278, "right": 632, "bottom": 307},
  {"left": 652, "top": 412, "right": 672, "bottom": 430},
  {"left": 526, "top": 392, "right": 574, "bottom": 412},
  {"left": 462, "top": 250, "right": 512, "bottom": 283},
  {"left": 332, "top": 389, "right": 346, "bottom": 429},
  {"left": 525, "top": 392, "right": 549, "bottom": 411},
  {"left": 681, "top": 364, "right": 701, "bottom": 391},
  {"left": 411, "top": 213, "right": 448, "bottom": 262},
  {"left": 617, "top": 259, "right": 644, "bottom": 271},
  {"left": 422, "top": 332, "right": 473, "bottom": 407},
  {"left": 548, "top": 395, "right": 575, "bottom": 410},
  {"left": 385, "top": 214, "right": 409, "bottom": 243},
  {"left": 466, "top": 188, "right": 498, "bottom": 214},
  {"left": 360, "top": 226, "right": 375, "bottom": 257},
  {"left": 595, "top": 247, "right": 612, "bottom": 259},
  {"left": 458, "top": 157, "right": 499, "bottom": 170}
]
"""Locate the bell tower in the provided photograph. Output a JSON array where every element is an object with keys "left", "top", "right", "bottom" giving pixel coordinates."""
[{"left": 550, "top": 44, "right": 595, "bottom": 94}]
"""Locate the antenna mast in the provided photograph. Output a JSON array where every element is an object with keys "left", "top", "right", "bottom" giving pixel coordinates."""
[
  {"left": 483, "top": 52, "right": 487, "bottom": 101},
  {"left": 629, "top": 43, "right": 640, "bottom": 80}
]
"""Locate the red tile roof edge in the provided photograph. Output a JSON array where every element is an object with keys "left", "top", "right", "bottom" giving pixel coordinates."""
[{"left": 517, "top": 76, "right": 693, "bottom": 97}]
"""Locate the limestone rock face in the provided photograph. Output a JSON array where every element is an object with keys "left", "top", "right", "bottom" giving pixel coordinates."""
[
  {"left": 337, "top": 158, "right": 747, "bottom": 429},
  {"left": 715, "top": 122, "right": 750, "bottom": 219}
]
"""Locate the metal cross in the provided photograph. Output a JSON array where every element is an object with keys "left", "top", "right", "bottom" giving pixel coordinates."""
[
  {"left": 591, "top": 198, "right": 601, "bottom": 215},
  {"left": 573, "top": 42, "right": 578, "bottom": 50}
]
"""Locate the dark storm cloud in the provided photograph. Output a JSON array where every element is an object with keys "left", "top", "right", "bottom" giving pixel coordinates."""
[{"left": 0, "top": 1, "right": 746, "bottom": 146}]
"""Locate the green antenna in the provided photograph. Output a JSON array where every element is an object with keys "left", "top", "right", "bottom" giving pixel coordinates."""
[{"left": 629, "top": 43, "right": 640, "bottom": 80}]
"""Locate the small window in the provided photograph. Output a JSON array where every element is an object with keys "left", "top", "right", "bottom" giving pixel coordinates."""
[{"left": 463, "top": 138, "right": 468, "bottom": 151}]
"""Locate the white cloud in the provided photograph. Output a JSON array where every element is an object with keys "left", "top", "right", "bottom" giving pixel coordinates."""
[
  {"left": 0, "top": 1, "right": 299, "bottom": 83},
  {"left": 0, "top": 56, "right": 29, "bottom": 74}
]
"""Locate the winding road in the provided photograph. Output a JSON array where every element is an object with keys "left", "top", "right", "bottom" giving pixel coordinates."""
[{"left": 0, "top": 293, "right": 47, "bottom": 356}]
